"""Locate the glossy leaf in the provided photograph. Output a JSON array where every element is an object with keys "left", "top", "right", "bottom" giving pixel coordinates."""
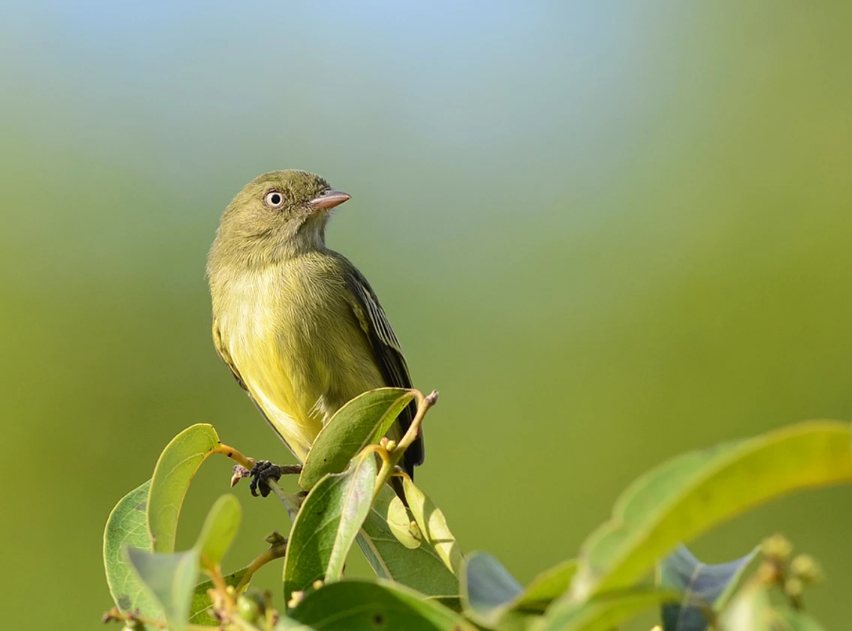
[
  {"left": 127, "top": 547, "right": 199, "bottom": 631},
  {"left": 195, "top": 494, "right": 242, "bottom": 572},
  {"left": 462, "top": 552, "right": 523, "bottom": 624},
  {"left": 404, "top": 477, "right": 462, "bottom": 574},
  {"left": 300, "top": 387, "right": 415, "bottom": 490},
  {"left": 571, "top": 421, "right": 852, "bottom": 601},
  {"left": 189, "top": 568, "right": 248, "bottom": 626},
  {"left": 103, "top": 480, "right": 163, "bottom": 619},
  {"left": 357, "top": 485, "right": 459, "bottom": 596},
  {"left": 283, "top": 450, "right": 377, "bottom": 597},
  {"left": 148, "top": 423, "right": 222, "bottom": 553},
  {"left": 280, "top": 579, "right": 477, "bottom": 631},
  {"left": 539, "top": 589, "right": 680, "bottom": 631},
  {"left": 658, "top": 544, "right": 757, "bottom": 631}
]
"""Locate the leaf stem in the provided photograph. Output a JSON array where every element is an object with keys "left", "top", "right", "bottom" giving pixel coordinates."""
[
  {"left": 214, "top": 443, "right": 256, "bottom": 470},
  {"left": 206, "top": 564, "right": 237, "bottom": 609}
]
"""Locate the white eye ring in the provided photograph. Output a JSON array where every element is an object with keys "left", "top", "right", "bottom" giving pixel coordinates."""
[{"left": 264, "top": 190, "right": 285, "bottom": 208}]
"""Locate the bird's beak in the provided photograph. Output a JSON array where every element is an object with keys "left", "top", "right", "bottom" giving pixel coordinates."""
[{"left": 308, "top": 189, "right": 351, "bottom": 210}]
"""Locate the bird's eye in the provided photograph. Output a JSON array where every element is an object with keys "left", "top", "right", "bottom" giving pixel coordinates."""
[{"left": 264, "top": 191, "right": 285, "bottom": 209}]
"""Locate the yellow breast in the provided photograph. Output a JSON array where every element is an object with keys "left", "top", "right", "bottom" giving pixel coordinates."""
[{"left": 212, "top": 259, "right": 385, "bottom": 461}]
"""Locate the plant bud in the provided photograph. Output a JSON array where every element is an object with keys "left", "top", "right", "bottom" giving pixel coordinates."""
[
  {"left": 237, "top": 592, "right": 265, "bottom": 623},
  {"left": 265, "top": 530, "right": 287, "bottom": 546},
  {"left": 785, "top": 577, "right": 803, "bottom": 599},
  {"left": 790, "top": 554, "right": 823, "bottom": 584},
  {"left": 761, "top": 534, "right": 792, "bottom": 561}
]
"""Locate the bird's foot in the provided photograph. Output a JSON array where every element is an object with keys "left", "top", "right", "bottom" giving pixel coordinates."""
[{"left": 247, "top": 460, "right": 303, "bottom": 498}]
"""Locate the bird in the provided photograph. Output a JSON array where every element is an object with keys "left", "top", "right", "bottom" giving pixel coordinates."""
[{"left": 206, "top": 169, "right": 423, "bottom": 496}]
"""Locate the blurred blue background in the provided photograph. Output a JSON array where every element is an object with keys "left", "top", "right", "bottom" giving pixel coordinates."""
[{"left": 2, "top": 1, "right": 851, "bottom": 628}]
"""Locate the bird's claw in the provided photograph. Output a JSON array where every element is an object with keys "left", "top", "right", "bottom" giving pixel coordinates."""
[{"left": 249, "top": 460, "right": 283, "bottom": 497}]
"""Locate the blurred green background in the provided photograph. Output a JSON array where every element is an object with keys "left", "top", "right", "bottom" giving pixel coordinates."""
[{"left": 2, "top": 1, "right": 851, "bottom": 628}]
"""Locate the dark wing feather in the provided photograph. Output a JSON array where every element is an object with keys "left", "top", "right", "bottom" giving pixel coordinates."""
[{"left": 344, "top": 265, "right": 424, "bottom": 476}]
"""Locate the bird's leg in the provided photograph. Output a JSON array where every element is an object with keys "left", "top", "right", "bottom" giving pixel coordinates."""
[{"left": 247, "top": 460, "right": 303, "bottom": 498}]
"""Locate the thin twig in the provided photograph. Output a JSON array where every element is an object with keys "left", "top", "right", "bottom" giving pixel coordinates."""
[
  {"left": 372, "top": 389, "right": 438, "bottom": 500},
  {"left": 102, "top": 607, "right": 214, "bottom": 631},
  {"left": 206, "top": 565, "right": 235, "bottom": 607},
  {"left": 235, "top": 542, "right": 289, "bottom": 593},
  {"left": 266, "top": 479, "right": 304, "bottom": 522}
]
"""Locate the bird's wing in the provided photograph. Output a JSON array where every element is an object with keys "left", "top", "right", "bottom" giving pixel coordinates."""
[
  {"left": 343, "top": 264, "right": 425, "bottom": 475},
  {"left": 212, "top": 319, "right": 247, "bottom": 390}
]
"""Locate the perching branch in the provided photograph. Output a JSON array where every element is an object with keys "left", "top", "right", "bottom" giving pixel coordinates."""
[{"left": 236, "top": 538, "right": 289, "bottom": 593}]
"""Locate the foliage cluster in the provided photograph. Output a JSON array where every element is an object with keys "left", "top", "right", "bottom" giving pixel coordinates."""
[{"left": 103, "top": 388, "right": 852, "bottom": 630}]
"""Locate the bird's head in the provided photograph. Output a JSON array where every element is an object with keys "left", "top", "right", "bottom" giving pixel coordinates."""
[{"left": 212, "top": 170, "right": 350, "bottom": 265}]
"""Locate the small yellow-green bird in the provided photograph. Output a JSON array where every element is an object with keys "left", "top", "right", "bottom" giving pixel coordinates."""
[{"left": 207, "top": 170, "right": 423, "bottom": 495}]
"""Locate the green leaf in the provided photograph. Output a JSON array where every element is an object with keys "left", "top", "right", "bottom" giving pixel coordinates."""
[
  {"left": 571, "top": 420, "right": 852, "bottom": 601},
  {"left": 103, "top": 480, "right": 164, "bottom": 619},
  {"left": 427, "top": 595, "right": 464, "bottom": 613},
  {"left": 280, "top": 579, "right": 477, "bottom": 630},
  {"left": 493, "top": 611, "right": 540, "bottom": 631},
  {"left": 658, "top": 545, "right": 757, "bottom": 631},
  {"left": 403, "top": 477, "right": 462, "bottom": 574},
  {"left": 148, "top": 423, "right": 222, "bottom": 553},
  {"left": 283, "top": 450, "right": 377, "bottom": 598},
  {"left": 511, "top": 559, "right": 577, "bottom": 613},
  {"left": 127, "top": 547, "right": 200, "bottom": 631},
  {"left": 195, "top": 494, "right": 242, "bottom": 572},
  {"left": 105, "top": 484, "right": 244, "bottom": 629},
  {"left": 357, "top": 485, "right": 459, "bottom": 596},
  {"left": 462, "top": 552, "right": 522, "bottom": 625},
  {"left": 189, "top": 568, "right": 248, "bottom": 626},
  {"left": 299, "top": 388, "right": 415, "bottom": 491},
  {"left": 538, "top": 589, "right": 680, "bottom": 631}
]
